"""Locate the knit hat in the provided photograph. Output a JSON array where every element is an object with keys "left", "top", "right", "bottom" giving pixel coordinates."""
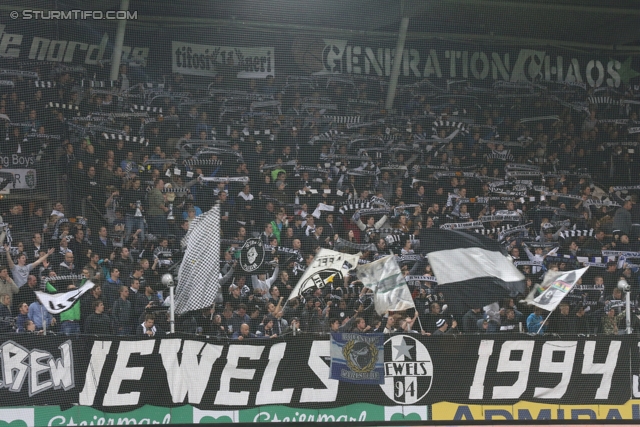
[{"left": 436, "top": 318, "right": 446, "bottom": 328}]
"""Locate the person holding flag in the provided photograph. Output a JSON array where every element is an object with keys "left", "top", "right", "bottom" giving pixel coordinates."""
[
  {"left": 527, "top": 306, "right": 548, "bottom": 334},
  {"left": 43, "top": 275, "right": 86, "bottom": 336},
  {"left": 32, "top": 274, "right": 97, "bottom": 335},
  {"left": 525, "top": 267, "right": 590, "bottom": 334}
]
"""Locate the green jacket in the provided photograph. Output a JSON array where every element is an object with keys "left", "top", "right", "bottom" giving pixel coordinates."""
[
  {"left": 46, "top": 280, "right": 81, "bottom": 322},
  {"left": 270, "top": 220, "right": 282, "bottom": 244}
]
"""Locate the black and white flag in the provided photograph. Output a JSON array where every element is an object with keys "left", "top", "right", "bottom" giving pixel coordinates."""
[
  {"left": 288, "top": 249, "right": 361, "bottom": 301},
  {"left": 239, "top": 237, "right": 265, "bottom": 273},
  {"left": 420, "top": 229, "right": 525, "bottom": 309},
  {"left": 36, "top": 281, "right": 95, "bottom": 314},
  {"left": 175, "top": 205, "right": 221, "bottom": 315}
]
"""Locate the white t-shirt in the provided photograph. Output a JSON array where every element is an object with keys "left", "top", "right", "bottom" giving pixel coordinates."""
[{"left": 11, "top": 264, "right": 32, "bottom": 287}]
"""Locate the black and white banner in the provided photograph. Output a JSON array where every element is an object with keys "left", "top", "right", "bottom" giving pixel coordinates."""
[
  {"left": 171, "top": 41, "right": 275, "bottom": 78},
  {"left": 314, "top": 39, "right": 636, "bottom": 89},
  {"left": 0, "top": 335, "right": 634, "bottom": 412},
  {"left": 239, "top": 237, "right": 266, "bottom": 273}
]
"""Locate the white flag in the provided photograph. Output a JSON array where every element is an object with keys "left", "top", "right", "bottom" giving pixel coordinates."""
[
  {"left": 528, "top": 267, "right": 589, "bottom": 312},
  {"left": 175, "top": 205, "right": 221, "bottom": 314},
  {"left": 356, "top": 255, "right": 415, "bottom": 315},
  {"left": 35, "top": 281, "right": 95, "bottom": 314},
  {"left": 287, "top": 249, "right": 361, "bottom": 301}
]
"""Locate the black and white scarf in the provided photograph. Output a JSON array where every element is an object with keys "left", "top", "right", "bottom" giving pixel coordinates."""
[
  {"left": 475, "top": 225, "right": 511, "bottom": 236},
  {"left": 486, "top": 150, "right": 514, "bottom": 162},
  {"left": 0, "top": 69, "right": 38, "bottom": 79},
  {"left": 395, "top": 254, "right": 424, "bottom": 263},
  {"left": 370, "top": 196, "right": 390, "bottom": 207},
  {"left": 366, "top": 228, "right": 406, "bottom": 236},
  {"left": 480, "top": 214, "right": 521, "bottom": 223},
  {"left": 559, "top": 229, "right": 594, "bottom": 238},
  {"left": 333, "top": 238, "right": 377, "bottom": 253},
  {"left": 338, "top": 199, "right": 371, "bottom": 214},
  {"left": 357, "top": 208, "right": 391, "bottom": 217},
  {"left": 405, "top": 275, "right": 437, "bottom": 283},
  {"left": 48, "top": 102, "right": 79, "bottom": 111},
  {"left": 24, "top": 133, "right": 61, "bottom": 140},
  {"left": 199, "top": 176, "right": 249, "bottom": 183},
  {"left": 440, "top": 221, "right": 484, "bottom": 230},
  {"left": 497, "top": 223, "right": 531, "bottom": 241}
]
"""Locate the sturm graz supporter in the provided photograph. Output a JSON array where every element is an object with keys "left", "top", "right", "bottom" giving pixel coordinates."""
[{"left": 5, "top": 48, "right": 639, "bottom": 338}]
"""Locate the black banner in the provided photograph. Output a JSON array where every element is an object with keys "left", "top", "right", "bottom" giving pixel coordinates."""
[{"left": 0, "top": 334, "right": 636, "bottom": 412}]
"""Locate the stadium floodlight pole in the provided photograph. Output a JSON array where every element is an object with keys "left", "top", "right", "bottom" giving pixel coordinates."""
[
  {"left": 627, "top": 290, "right": 631, "bottom": 334},
  {"left": 109, "top": 0, "right": 130, "bottom": 81},
  {"left": 618, "top": 279, "right": 632, "bottom": 334},
  {"left": 162, "top": 274, "right": 176, "bottom": 333},
  {"left": 169, "top": 285, "right": 175, "bottom": 334},
  {"left": 384, "top": 0, "right": 410, "bottom": 112}
]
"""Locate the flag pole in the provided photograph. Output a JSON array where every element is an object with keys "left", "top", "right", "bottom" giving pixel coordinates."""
[
  {"left": 536, "top": 310, "right": 552, "bottom": 334},
  {"left": 169, "top": 284, "right": 175, "bottom": 334},
  {"left": 416, "top": 314, "right": 425, "bottom": 333}
]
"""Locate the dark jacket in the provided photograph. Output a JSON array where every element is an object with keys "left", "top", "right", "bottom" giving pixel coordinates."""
[{"left": 84, "top": 312, "right": 113, "bottom": 335}]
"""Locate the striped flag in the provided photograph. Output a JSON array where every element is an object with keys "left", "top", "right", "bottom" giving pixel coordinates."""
[
  {"left": 175, "top": 205, "right": 221, "bottom": 314},
  {"left": 419, "top": 229, "right": 525, "bottom": 309}
]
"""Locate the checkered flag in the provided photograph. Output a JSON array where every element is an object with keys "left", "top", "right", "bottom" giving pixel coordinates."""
[{"left": 175, "top": 205, "right": 221, "bottom": 315}]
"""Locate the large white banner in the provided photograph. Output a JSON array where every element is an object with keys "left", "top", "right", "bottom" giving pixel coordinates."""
[
  {"left": 172, "top": 41, "right": 275, "bottom": 78},
  {"left": 314, "top": 39, "right": 627, "bottom": 88}
]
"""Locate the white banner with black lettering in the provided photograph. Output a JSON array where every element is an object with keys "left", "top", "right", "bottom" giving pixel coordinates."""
[{"left": 172, "top": 41, "right": 275, "bottom": 78}]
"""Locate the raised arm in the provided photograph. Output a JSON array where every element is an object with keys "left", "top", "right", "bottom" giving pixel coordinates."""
[
  {"left": 30, "top": 248, "right": 55, "bottom": 270},
  {"left": 3, "top": 244, "right": 14, "bottom": 269},
  {"left": 266, "top": 266, "right": 279, "bottom": 286},
  {"left": 374, "top": 215, "right": 388, "bottom": 230},
  {"left": 523, "top": 244, "right": 535, "bottom": 262},
  {"left": 220, "top": 262, "right": 236, "bottom": 286}
]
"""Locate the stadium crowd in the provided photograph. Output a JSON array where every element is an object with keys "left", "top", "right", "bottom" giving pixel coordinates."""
[{"left": 0, "top": 59, "right": 639, "bottom": 338}]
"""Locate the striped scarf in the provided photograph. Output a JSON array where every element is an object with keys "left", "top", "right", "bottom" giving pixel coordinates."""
[
  {"left": 440, "top": 221, "right": 484, "bottom": 230},
  {"left": 334, "top": 238, "right": 377, "bottom": 253},
  {"left": 405, "top": 275, "right": 437, "bottom": 283},
  {"left": 338, "top": 200, "right": 371, "bottom": 214}
]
